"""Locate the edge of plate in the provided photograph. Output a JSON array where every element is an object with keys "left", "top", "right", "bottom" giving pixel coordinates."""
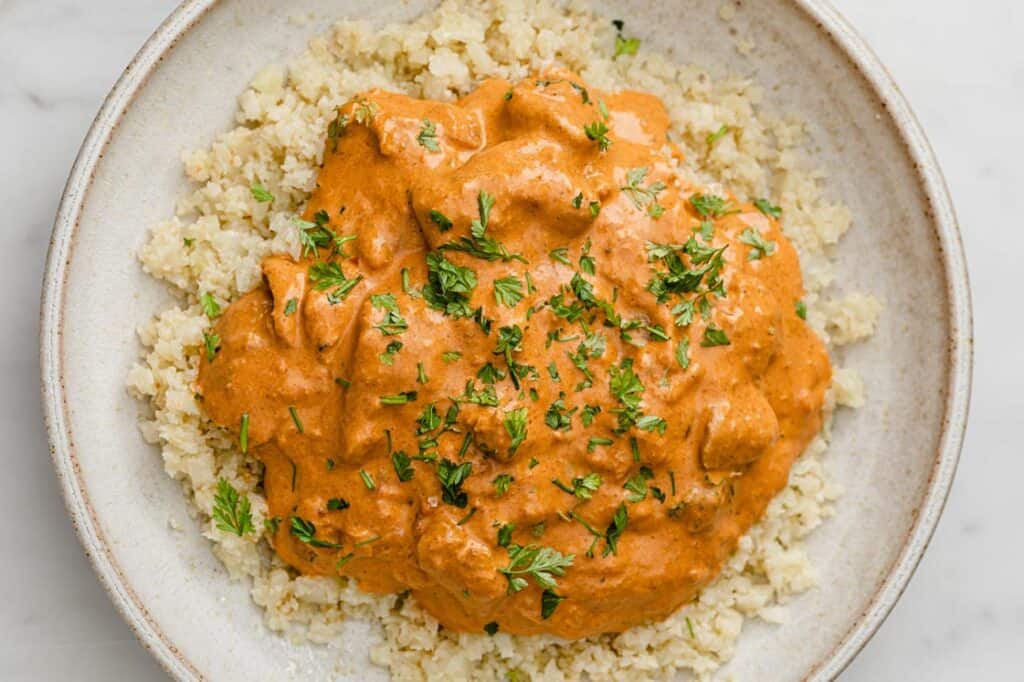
[{"left": 38, "top": 1, "right": 973, "bottom": 680}]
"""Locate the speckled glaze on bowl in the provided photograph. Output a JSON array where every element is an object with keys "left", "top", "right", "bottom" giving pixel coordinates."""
[{"left": 40, "top": 0, "right": 971, "bottom": 679}]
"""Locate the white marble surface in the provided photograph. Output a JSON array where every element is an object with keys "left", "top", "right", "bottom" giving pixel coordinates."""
[{"left": 1, "top": 0, "right": 1019, "bottom": 679}]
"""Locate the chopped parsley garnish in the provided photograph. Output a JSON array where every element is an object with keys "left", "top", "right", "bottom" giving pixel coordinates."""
[
  {"left": 493, "top": 474, "right": 514, "bottom": 497},
  {"left": 239, "top": 413, "right": 249, "bottom": 454},
  {"left": 290, "top": 515, "right": 342, "bottom": 549},
  {"left": 572, "top": 192, "right": 583, "bottom": 209},
  {"left": 284, "top": 298, "right": 298, "bottom": 316},
  {"left": 392, "top": 450, "right": 414, "bottom": 482},
  {"left": 250, "top": 184, "right": 274, "bottom": 203},
  {"left": 203, "top": 331, "right": 221, "bottom": 362},
  {"left": 552, "top": 472, "right": 602, "bottom": 500},
  {"left": 549, "top": 247, "right": 571, "bottom": 265},
  {"left": 621, "top": 167, "right": 667, "bottom": 218},
  {"left": 457, "top": 508, "right": 477, "bottom": 525},
  {"left": 544, "top": 397, "right": 577, "bottom": 432},
  {"left": 587, "top": 436, "right": 613, "bottom": 452},
  {"left": 589, "top": 200, "right": 601, "bottom": 217},
  {"left": 437, "top": 458, "right": 472, "bottom": 508},
  {"left": 417, "top": 119, "right": 440, "bottom": 152},
  {"left": 689, "top": 193, "right": 733, "bottom": 219},
  {"left": 296, "top": 216, "right": 356, "bottom": 260},
  {"left": 370, "top": 293, "right": 408, "bottom": 335},
  {"left": 308, "top": 260, "right": 363, "bottom": 304},
  {"left": 429, "top": 210, "right": 454, "bottom": 232},
  {"left": 584, "top": 121, "right": 612, "bottom": 151},
  {"left": 359, "top": 470, "right": 376, "bottom": 490},
  {"left": 442, "top": 351, "right": 462, "bottom": 363},
  {"left": 499, "top": 543, "right": 575, "bottom": 594},
  {"left": 701, "top": 324, "right": 731, "bottom": 347},
  {"left": 212, "top": 478, "right": 254, "bottom": 536},
  {"left": 494, "top": 275, "right": 525, "bottom": 307},
  {"left": 288, "top": 406, "right": 304, "bottom": 433},
  {"left": 624, "top": 467, "right": 655, "bottom": 502},
  {"left": 613, "top": 21, "right": 641, "bottom": 57},
  {"left": 497, "top": 522, "right": 515, "bottom": 548},
  {"left": 422, "top": 252, "right": 477, "bottom": 317},
  {"left": 754, "top": 198, "right": 783, "bottom": 218},
  {"left": 380, "top": 391, "right": 418, "bottom": 405},
  {"left": 571, "top": 503, "right": 628, "bottom": 557},
  {"left": 503, "top": 407, "right": 529, "bottom": 455},
  {"left": 579, "top": 239, "right": 596, "bottom": 275},
  {"left": 795, "top": 300, "right": 808, "bottom": 320},
  {"left": 581, "top": 404, "right": 601, "bottom": 426},
  {"left": 416, "top": 362, "right": 429, "bottom": 384},
  {"left": 322, "top": 497, "right": 349, "bottom": 512},
  {"left": 541, "top": 589, "right": 565, "bottom": 619},
  {"left": 675, "top": 339, "right": 691, "bottom": 369},
  {"left": 200, "top": 293, "right": 221, "bottom": 319},
  {"left": 706, "top": 124, "right": 730, "bottom": 147},
  {"left": 352, "top": 97, "right": 378, "bottom": 125},
  {"left": 739, "top": 227, "right": 777, "bottom": 260},
  {"left": 439, "top": 190, "right": 526, "bottom": 263},
  {"left": 547, "top": 361, "right": 561, "bottom": 382},
  {"left": 484, "top": 622, "right": 499, "bottom": 635},
  {"left": 379, "top": 340, "right": 403, "bottom": 365}
]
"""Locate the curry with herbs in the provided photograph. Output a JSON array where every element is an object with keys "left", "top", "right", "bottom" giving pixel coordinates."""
[{"left": 197, "top": 71, "right": 831, "bottom": 640}]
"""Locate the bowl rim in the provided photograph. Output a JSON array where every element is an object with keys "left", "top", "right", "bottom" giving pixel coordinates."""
[{"left": 38, "top": 0, "right": 973, "bottom": 679}]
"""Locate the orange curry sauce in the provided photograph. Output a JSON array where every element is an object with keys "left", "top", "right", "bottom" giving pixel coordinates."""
[{"left": 197, "top": 72, "right": 830, "bottom": 639}]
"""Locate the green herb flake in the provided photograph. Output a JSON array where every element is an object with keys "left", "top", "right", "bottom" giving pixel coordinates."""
[
  {"left": 417, "top": 119, "right": 440, "bottom": 152},
  {"left": 706, "top": 124, "right": 730, "bottom": 147},
  {"left": 239, "top": 413, "right": 250, "bottom": 454},
  {"left": 484, "top": 621, "right": 499, "bottom": 635},
  {"left": 754, "top": 198, "right": 783, "bottom": 219},
  {"left": 203, "top": 331, "right": 221, "bottom": 362},
  {"left": 250, "top": 184, "right": 274, "bottom": 203},
  {"left": 739, "top": 227, "right": 777, "bottom": 260},
  {"left": 380, "top": 391, "right": 418, "bottom": 405},
  {"left": 212, "top": 478, "right": 254, "bottom": 536},
  {"left": 503, "top": 407, "right": 529, "bottom": 455},
  {"left": 429, "top": 210, "right": 454, "bottom": 232},
  {"left": 499, "top": 544, "right": 575, "bottom": 594},
  {"left": 359, "top": 470, "right": 376, "bottom": 490},
  {"left": 284, "top": 298, "right": 298, "bottom": 316},
  {"left": 541, "top": 589, "right": 566, "bottom": 619},
  {"left": 795, "top": 300, "right": 808, "bottom": 320},
  {"left": 327, "top": 497, "right": 350, "bottom": 511},
  {"left": 701, "top": 324, "right": 731, "bottom": 347},
  {"left": 289, "top": 515, "right": 342, "bottom": 549},
  {"left": 200, "top": 293, "right": 221, "bottom": 319},
  {"left": 494, "top": 275, "right": 525, "bottom": 307},
  {"left": 675, "top": 339, "right": 691, "bottom": 369},
  {"left": 493, "top": 474, "right": 514, "bottom": 497},
  {"left": 288, "top": 406, "right": 304, "bottom": 433},
  {"left": 584, "top": 121, "right": 612, "bottom": 152},
  {"left": 437, "top": 458, "right": 472, "bottom": 508}
]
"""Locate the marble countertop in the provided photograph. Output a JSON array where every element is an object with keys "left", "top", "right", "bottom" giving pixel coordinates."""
[{"left": 1, "top": 0, "right": 1019, "bottom": 679}]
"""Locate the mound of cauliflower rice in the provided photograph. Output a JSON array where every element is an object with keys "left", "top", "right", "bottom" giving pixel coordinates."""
[{"left": 126, "top": 1, "right": 880, "bottom": 679}]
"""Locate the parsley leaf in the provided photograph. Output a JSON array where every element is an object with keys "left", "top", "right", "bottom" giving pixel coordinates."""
[
  {"left": 584, "top": 121, "right": 612, "bottom": 151},
  {"left": 437, "top": 458, "right": 472, "bottom": 508},
  {"left": 621, "top": 167, "right": 667, "bottom": 218},
  {"left": 417, "top": 119, "right": 440, "bottom": 152},
  {"left": 499, "top": 544, "right": 575, "bottom": 594},
  {"left": 701, "top": 324, "right": 731, "bottom": 347},
  {"left": 212, "top": 478, "right": 254, "bottom": 536},
  {"left": 754, "top": 198, "right": 783, "bottom": 218},
  {"left": 422, "top": 252, "right": 477, "bottom": 318},
  {"left": 250, "top": 184, "right": 274, "bottom": 203},
  {"left": 503, "top": 407, "right": 529, "bottom": 455},
  {"left": 493, "top": 474, "right": 514, "bottom": 497},
  {"left": 289, "top": 515, "right": 342, "bottom": 549},
  {"left": 706, "top": 124, "right": 730, "bottom": 147},
  {"left": 201, "top": 293, "right": 221, "bottom": 319},
  {"left": 494, "top": 275, "right": 525, "bottom": 307},
  {"left": 739, "top": 227, "right": 777, "bottom": 260}
]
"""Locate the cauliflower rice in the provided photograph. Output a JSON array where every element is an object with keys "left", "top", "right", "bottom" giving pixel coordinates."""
[{"left": 127, "top": 1, "right": 879, "bottom": 679}]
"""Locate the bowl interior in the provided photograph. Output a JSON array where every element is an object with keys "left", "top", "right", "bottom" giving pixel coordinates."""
[{"left": 45, "top": 0, "right": 965, "bottom": 679}]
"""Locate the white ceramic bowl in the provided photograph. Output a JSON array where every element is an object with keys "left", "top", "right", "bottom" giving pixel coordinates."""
[{"left": 40, "top": 0, "right": 971, "bottom": 679}]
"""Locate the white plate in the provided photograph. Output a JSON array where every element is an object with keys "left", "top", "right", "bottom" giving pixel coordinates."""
[{"left": 40, "top": 0, "right": 971, "bottom": 679}]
